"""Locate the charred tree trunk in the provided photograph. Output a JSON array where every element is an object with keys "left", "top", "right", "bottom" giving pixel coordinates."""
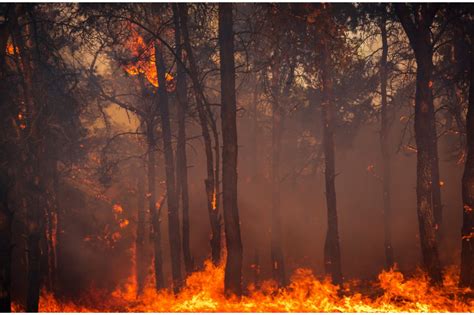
[
  {"left": 460, "top": 33, "right": 474, "bottom": 289},
  {"left": 178, "top": 4, "right": 221, "bottom": 265},
  {"left": 136, "top": 164, "right": 148, "bottom": 295},
  {"left": 250, "top": 83, "right": 259, "bottom": 182},
  {"left": 320, "top": 41, "right": 343, "bottom": 286},
  {"left": 395, "top": 4, "right": 442, "bottom": 283},
  {"left": 269, "top": 61, "right": 287, "bottom": 287},
  {"left": 147, "top": 123, "right": 165, "bottom": 290},
  {"left": 0, "top": 9, "right": 13, "bottom": 312},
  {"left": 271, "top": 100, "right": 286, "bottom": 287},
  {"left": 0, "top": 172, "right": 12, "bottom": 312},
  {"left": 173, "top": 5, "right": 193, "bottom": 275},
  {"left": 219, "top": 3, "right": 243, "bottom": 297},
  {"left": 379, "top": 12, "right": 394, "bottom": 269},
  {"left": 155, "top": 44, "right": 183, "bottom": 292},
  {"left": 13, "top": 12, "right": 43, "bottom": 310}
]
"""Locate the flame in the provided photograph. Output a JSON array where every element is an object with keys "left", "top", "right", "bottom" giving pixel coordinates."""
[
  {"left": 119, "top": 219, "right": 129, "bottom": 229},
  {"left": 6, "top": 38, "right": 16, "bottom": 55},
  {"left": 123, "top": 27, "right": 173, "bottom": 88},
  {"left": 211, "top": 190, "right": 217, "bottom": 210},
  {"left": 113, "top": 204, "right": 123, "bottom": 214},
  {"left": 12, "top": 262, "right": 473, "bottom": 312}
]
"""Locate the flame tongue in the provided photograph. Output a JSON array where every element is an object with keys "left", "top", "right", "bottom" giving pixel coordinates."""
[
  {"left": 13, "top": 263, "right": 473, "bottom": 312},
  {"left": 123, "top": 27, "right": 173, "bottom": 88}
]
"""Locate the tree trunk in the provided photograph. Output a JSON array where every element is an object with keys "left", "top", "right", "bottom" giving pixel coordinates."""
[
  {"left": 321, "top": 35, "right": 343, "bottom": 286},
  {"left": 460, "top": 33, "right": 474, "bottom": 289},
  {"left": 0, "top": 8, "right": 13, "bottom": 311},
  {"left": 155, "top": 44, "right": 183, "bottom": 292},
  {"left": 0, "top": 172, "right": 12, "bottom": 312},
  {"left": 379, "top": 12, "right": 394, "bottom": 268},
  {"left": 219, "top": 3, "right": 243, "bottom": 297},
  {"left": 250, "top": 83, "right": 259, "bottom": 182},
  {"left": 413, "top": 35, "right": 443, "bottom": 285},
  {"left": 135, "top": 164, "right": 148, "bottom": 295},
  {"left": 173, "top": 5, "right": 193, "bottom": 275},
  {"left": 395, "top": 4, "right": 442, "bottom": 283},
  {"left": 270, "top": 65, "right": 286, "bottom": 287},
  {"left": 178, "top": 4, "right": 221, "bottom": 265},
  {"left": 147, "top": 123, "right": 165, "bottom": 290}
]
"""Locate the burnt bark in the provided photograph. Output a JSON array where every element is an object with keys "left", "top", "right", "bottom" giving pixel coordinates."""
[
  {"left": 155, "top": 43, "right": 183, "bottom": 292},
  {"left": 173, "top": 5, "right": 193, "bottom": 275},
  {"left": 395, "top": 4, "right": 442, "bottom": 283},
  {"left": 271, "top": 99, "right": 286, "bottom": 287},
  {"left": 0, "top": 172, "right": 12, "bottom": 312},
  {"left": 178, "top": 4, "right": 221, "bottom": 265},
  {"left": 320, "top": 39, "right": 343, "bottom": 286},
  {"left": 147, "top": 123, "right": 165, "bottom": 290},
  {"left": 219, "top": 3, "right": 243, "bottom": 297},
  {"left": 0, "top": 7, "right": 13, "bottom": 311},
  {"left": 135, "top": 164, "right": 148, "bottom": 295},
  {"left": 379, "top": 11, "right": 394, "bottom": 268},
  {"left": 460, "top": 33, "right": 474, "bottom": 289}
]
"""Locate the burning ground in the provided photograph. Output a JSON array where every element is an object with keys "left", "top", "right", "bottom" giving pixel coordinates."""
[{"left": 12, "top": 262, "right": 474, "bottom": 312}]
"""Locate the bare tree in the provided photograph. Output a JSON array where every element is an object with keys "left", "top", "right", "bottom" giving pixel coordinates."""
[{"left": 219, "top": 3, "right": 243, "bottom": 297}]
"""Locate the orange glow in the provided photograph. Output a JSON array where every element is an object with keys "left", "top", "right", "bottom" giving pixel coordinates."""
[
  {"left": 113, "top": 204, "right": 123, "bottom": 214},
  {"left": 12, "top": 263, "right": 473, "bottom": 312},
  {"left": 119, "top": 219, "right": 129, "bottom": 229},
  {"left": 123, "top": 27, "right": 173, "bottom": 88},
  {"left": 6, "top": 38, "right": 16, "bottom": 55},
  {"left": 211, "top": 190, "right": 217, "bottom": 210}
]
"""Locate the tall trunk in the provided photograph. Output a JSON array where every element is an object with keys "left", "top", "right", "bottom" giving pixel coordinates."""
[
  {"left": 0, "top": 172, "right": 12, "bottom": 312},
  {"left": 460, "top": 33, "right": 474, "bottom": 289},
  {"left": 135, "top": 164, "right": 148, "bottom": 295},
  {"left": 219, "top": 3, "right": 243, "bottom": 297},
  {"left": 413, "top": 32, "right": 443, "bottom": 285},
  {"left": 395, "top": 4, "right": 442, "bottom": 283},
  {"left": 270, "top": 64, "right": 286, "bottom": 287},
  {"left": 178, "top": 4, "right": 221, "bottom": 265},
  {"left": 250, "top": 83, "right": 259, "bottom": 182},
  {"left": 147, "top": 123, "right": 165, "bottom": 290},
  {"left": 431, "top": 128, "right": 443, "bottom": 240},
  {"left": 379, "top": 12, "right": 394, "bottom": 268},
  {"left": 321, "top": 34, "right": 343, "bottom": 286},
  {"left": 173, "top": 5, "right": 193, "bottom": 275},
  {"left": 155, "top": 44, "right": 182, "bottom": 292},
  {"left": 0, "top": 8, "right": 13, "bottom": 311},
  {"left": 14, "top": 11, "right": 43, "bottom": 310}
]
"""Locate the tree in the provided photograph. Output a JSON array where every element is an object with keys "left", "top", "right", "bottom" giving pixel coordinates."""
[
  {"left": 178, "top": 4, "right": 222, "bottom": 266},
  {"left": 172, "top": 4, "right": 193, "bottom": 276},
  {"left": 319, "top": 5, "right": 343, "bottom": 285},
  {"left": 395, "top": 3, "right": 442, "bottom": 283},
  {"left": 154, "top": 40, "right": 183, "bottom": 292},
  {"left": 219, "top": 3, "right": 243, "bottom": 297},
  {"left": 379, "top": 5, "right": 394, "bottom": 268},
  {"left": 460, "top": 29, "right": 474, "bottom": 289}
]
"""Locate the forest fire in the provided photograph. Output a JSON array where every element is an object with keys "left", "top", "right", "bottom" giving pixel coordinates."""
[
  {"left": 1, "top": 2, "right": 474, "bottom": 314},
  {"left": 12, "top": 262, "right": 474, "bottom": 312},
  {"left": 123, "top": 26, "right": 173, "bottom": 88}
]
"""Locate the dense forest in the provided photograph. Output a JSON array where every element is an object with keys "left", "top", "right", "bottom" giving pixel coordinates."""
[{"left": 0, "top": 2, "right": 473, "bottom": 312}]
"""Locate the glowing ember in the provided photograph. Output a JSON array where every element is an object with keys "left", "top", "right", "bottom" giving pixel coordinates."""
[
  {"left": 113, "top": 204, "right": 123, "bottom": 214},
  {"left": 6, "top": 38, "right": 16, "bottom": 55},
  {"left": 212, "top": 190, "right": 217, "bottom": 210},
  {"left": 12, "top": 262, "right": 473, "bottom": 312}
]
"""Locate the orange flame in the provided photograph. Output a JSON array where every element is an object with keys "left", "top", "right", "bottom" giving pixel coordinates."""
[
  {"left": 123, "top": 27, "right": 173, "bottom": 88},
  {"left": 6, "top": 38, "right": 16, "bottom": 55},
  {"left": 12, "top": 263, "right": 473, "bottom": 312},
  {"left": 211, "top": 190, "right": 217, "bottom": 210}
]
